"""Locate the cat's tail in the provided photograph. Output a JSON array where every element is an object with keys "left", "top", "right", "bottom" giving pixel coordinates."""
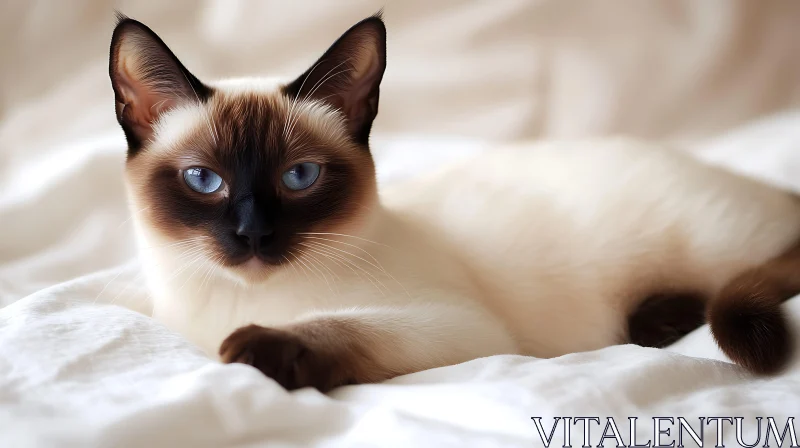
[{"left": 708, "top": 240, "right": 800, "bottom": 374}]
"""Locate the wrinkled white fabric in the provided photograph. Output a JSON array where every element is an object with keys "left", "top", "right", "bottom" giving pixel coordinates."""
[
  {"left": 2, "top": 278, "right": 799, "bottom": 447},
  {"left": 3, "top": 1, "right": 800, "bottom": 446}
]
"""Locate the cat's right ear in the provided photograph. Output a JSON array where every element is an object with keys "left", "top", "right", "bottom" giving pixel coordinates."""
[
  {"left": 109, "top": 15, "right": 211, "bottom": 154},
  {"left": 283, "top": 14, "right": 387, "bottom": 146}
]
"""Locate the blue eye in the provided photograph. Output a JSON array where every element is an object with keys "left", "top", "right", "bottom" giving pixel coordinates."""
[
  {"left": 282, "top": 162, "right": 321, "bottom": 191},
  {"left": 183, "top": 167, "right": 223, "bottom": 194}
]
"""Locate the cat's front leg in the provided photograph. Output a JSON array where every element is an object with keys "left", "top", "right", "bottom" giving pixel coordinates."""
[
  {"left": 219, "top": 324, "right": 353, "bottom": 391},
  {"left": 219, "top": 304, "right": 517, "bottom": 392}
]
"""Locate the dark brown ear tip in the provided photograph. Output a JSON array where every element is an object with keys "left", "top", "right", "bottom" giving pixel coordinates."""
[
  {"left": 351, "top": 13, "right": 387, "bottom": 42},
  {"left": 365, "top": 9, "right": 385, "bottom": 26},
  {"left": 110, "top": 16, "right": 146, "bottom": 54},
  {"left": 111, "top": 16, "right": 153, "bottom": 40},
  {"left": 113, "top": 12, "right": 139, "bottom": 31},
  {"left": 114, "top": 11, "right": 130, "bottom": 26},
  {"left": 709, "top": 295, "right": 793, "bottom": 375},
  {"left": 111, "top": 13, "right": 169, "bottom": 50}
]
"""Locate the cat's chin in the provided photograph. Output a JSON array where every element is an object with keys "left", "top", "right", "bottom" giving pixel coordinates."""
[{"left": 222, "top": 257, "right": 278, "bottom": 285}]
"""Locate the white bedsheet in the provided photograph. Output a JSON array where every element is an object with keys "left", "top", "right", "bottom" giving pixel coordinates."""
[
  {"left": 5, "top": 1, "right": 800, "bottom": 446},
  {"left": 2, "top": 267, "right": 800, "bottom": 447}
]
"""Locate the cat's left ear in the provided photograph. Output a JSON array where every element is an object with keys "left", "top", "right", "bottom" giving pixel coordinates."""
[
  {"left": 283, "top": 14, "right": 387, "bottom": 146},
  {"left": 109, "top": 15, "right": 211, "bottom": 153}
]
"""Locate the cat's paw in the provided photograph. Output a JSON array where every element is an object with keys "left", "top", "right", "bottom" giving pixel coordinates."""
[{"left": 219, "top": 324, "right": 347, "bottom": 391}]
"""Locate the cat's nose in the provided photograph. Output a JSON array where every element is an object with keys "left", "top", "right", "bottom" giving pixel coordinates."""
[
  {"left": 236, "top": 226, "right": 274, "bottom": 252},
  {"left": 233, "top": 196, "right": 274, "bottom": 253}
]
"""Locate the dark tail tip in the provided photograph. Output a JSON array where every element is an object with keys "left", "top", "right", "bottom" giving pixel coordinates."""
[{"left": 709, "top": 276, "right": 793, "bottom": 375}]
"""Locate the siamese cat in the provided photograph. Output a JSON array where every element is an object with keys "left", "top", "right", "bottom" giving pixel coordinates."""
[{"left": 110, "top": 14, "right": 800, "bottom": 392}]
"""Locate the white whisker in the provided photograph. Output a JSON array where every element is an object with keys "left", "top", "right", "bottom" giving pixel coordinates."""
[
  {"left": 198, "top": 254, "right": 222, "bottom": 292},
  {"left": 281, "top": 255, "right": 302, "bottom": 281},
  {"left": 116, "top": 205, "right": 151, "bottom": 229},
  {"left": 93, "top": 266, "right": 128, "bottom": 305},
  {"left": 288, "top": 249, "right": 315, "bottom": 284},
  {"left": 298, "top": 232, "right": 388, "bottom": 247},
  {"left": 294, "top": 248, "right": 334, "bottom": 294},
  {"left": 302, "top": 239, "right": 409, "bottom": 298},
  {"left": 300, "top": 242, "right": 388, "bottom": 296},
  {"left": 140, "top": 236, "right": 211, "bottom": 252},
  {"left": 176, "top": 252, "right": 212, "bottom": 293},
  {"left": 300, "top": 241, "right": 384, "bottom": 275},
  {"left": 300, "top": 236, "right": 383, "bottom": 268},
  {"left": 303, "top": 250, "right": 341, "bottom": 294}
]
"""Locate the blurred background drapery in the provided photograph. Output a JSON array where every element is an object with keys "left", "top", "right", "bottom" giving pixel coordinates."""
[
  {"left": 3, "top": 0, "right": 800, "bottom": 144},
  {"left": 3, "top": 0, "right": 800, "bottom": 300}
]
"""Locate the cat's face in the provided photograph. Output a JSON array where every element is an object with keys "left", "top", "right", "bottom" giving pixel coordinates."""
[{"left": 110, "top": 15, "right": 385, "bottom": 282}]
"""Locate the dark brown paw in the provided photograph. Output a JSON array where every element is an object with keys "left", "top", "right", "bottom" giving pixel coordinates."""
[{"left": 219, "top": 324, "right": 348, "bottom": 391}]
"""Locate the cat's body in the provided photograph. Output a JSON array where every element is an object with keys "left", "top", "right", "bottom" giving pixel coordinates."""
[
  {"left": 384, "top": 140, "right": 800, "bottom": 357},
  {"left": 113, "top": 15, "right": 800, "bottom": 391},
  {"left": 137, "top": 130, "right": 800, "bottom": 360}
]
